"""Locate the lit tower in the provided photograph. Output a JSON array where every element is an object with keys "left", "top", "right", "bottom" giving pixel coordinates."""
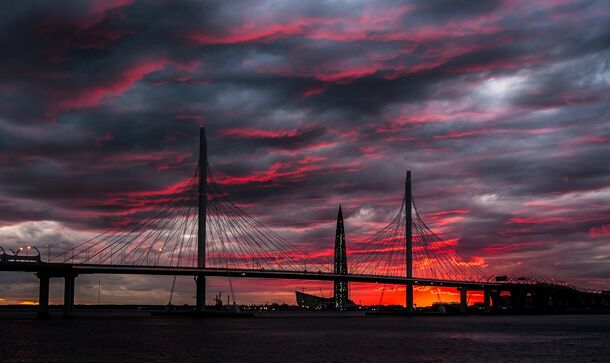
[{"left": 333, "top": 205, "right": 348, "bottom": 309}]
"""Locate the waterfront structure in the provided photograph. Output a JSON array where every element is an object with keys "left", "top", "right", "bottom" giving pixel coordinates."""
[{"left": 1, "top": 127, "right": 608, "bottom": 317}]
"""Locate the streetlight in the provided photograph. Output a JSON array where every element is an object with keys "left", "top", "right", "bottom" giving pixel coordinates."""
[{"left": 156, "top": 248, "right": 163, "bottom": 265}]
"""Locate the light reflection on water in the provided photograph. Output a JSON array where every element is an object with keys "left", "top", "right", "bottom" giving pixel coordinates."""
[{"left": 436, "top": 332, "right": 604, "bottom": 344}]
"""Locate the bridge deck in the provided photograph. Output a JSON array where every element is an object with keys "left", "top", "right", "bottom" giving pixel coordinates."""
[
  {"left": 3, "top": 262, "right": 606, "bottom": 297},
  {"left": 1, "top": 262, "right": 497, "bottom": 289}
]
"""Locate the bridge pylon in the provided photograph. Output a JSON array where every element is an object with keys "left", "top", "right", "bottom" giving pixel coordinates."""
[
  {"left": 405, "top": 170, "right": 414, "bottom": 311},
  {"left": 196, "top": 126, "right": 207, "bottom": 310}
]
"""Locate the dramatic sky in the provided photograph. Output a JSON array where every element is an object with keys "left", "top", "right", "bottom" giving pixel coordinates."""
[{"left": 1, "top": 0, "right": 609, "bottom": 306}]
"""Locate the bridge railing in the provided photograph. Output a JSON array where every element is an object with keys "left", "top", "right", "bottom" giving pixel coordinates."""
[{"left": 0, "top": 246, "right": 42, "bottom": 264}]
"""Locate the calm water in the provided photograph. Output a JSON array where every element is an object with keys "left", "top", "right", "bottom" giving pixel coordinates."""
[{"left": 1, "top": 312, "right": 609, "bottom": 362}]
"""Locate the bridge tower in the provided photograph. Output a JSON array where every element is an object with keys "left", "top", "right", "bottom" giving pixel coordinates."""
[
  {"left": 196, "top": 126, "right": 207, "bottom": 311},
  {"left": 333, "top": 205, "right": 349, "bottom": 310},
  {"left": 405, "top": 170, "right": 414, "bottom": 311}
]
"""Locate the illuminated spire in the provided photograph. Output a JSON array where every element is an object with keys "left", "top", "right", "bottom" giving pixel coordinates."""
[{"left": 333, "top": 205, "right": 348, "bottom": 309}]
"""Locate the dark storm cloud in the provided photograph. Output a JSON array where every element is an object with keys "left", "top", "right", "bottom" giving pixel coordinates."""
[
  {"left": 411, "top": 0, "right": 503, "bottom": 18},
  {"left": 1, "top": 0, "right": 610, "bottom": 303}
]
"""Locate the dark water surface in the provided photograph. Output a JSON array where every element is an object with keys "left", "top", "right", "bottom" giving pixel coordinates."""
[{"left": 1, "top": 313, "right": 608, "bottom": 362}]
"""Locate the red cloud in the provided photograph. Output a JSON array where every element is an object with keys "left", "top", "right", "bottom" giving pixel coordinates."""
[
  {"left": 301, "top": 85, "right": 327, "bottom": 97},
  {"left": 94, "top": 132, "right": 114, "bottom": 146},
  {"left": 313, "top": 68, "right": 379, "bottom": 82},
  {"left": 58, "top": 60, "right": 168, "bottom": 111},
  {"left": 219, "top": 127, "right": 301, "bottom": 139},
  {"left": 212, "top": 156, "right": 327, "bottom": 185},
  {"left": 185, "top": 5, "right": 412, "bottom": 45},
  {"left": 90, "top": 0, "right": 137, "bottom": 15},
  {"left": 507, "top": 216, "right": 571, "bottom": 225},
  {"left": 187, "top": 20, "right": 309, "bottom": 45},
  {"left": 104, "top": 151, "right": 192, "bottom": 171},
  {"left": 482, "top": 241, "right": 545, "bottom": 253},
  {"left": 589, "top": 224, "right": 610, "bottom": 237},
  {"left": 425, "top": 209, "right": 470, "bottom": 217}
]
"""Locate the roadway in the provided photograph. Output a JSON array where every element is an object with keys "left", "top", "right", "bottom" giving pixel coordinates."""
[{"left": 0, "top": 261, "right": 497, "bottom": 289}]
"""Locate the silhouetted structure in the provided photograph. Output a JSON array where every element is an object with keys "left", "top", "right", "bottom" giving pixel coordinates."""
[
  {"left": 196, "top": 127, "right": 207, "bottom": 311},
  {"left": 333, "top": 206, "right": 348, "bottom": 309},
  {"left": 295, "top": 290, "right": 333, "bottom": 310},
  {"left": 405, "top": 170, "right": 413, "bottom": 311},
  {"left": 1, "top": 128, "right": 609, "bottom": 317}
]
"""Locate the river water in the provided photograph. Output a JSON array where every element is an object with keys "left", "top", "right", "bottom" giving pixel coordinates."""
[{"left": 1, "top": 312, "right": 608, "bottom": 362}]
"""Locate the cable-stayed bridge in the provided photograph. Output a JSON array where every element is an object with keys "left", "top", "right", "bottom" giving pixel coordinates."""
[{"left": 1, "top": 128, "right": 608, "bottom": 316}]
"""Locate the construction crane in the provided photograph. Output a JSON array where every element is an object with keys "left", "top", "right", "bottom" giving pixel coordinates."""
[
  {"left": 228, "top": 277, "right": 239, "bottom": 312},
  {"left": 435, "top": 288, "right": 447, "bottom": 313},
  {"left": 216, "top": 291, "right": 223, "bottom": 307},
  {"left": 167, "top": 276, "right": 177, "bottom": 310}
]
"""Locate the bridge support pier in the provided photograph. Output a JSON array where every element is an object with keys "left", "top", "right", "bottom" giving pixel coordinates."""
[
  {"left": 63, "top": 273, "right": 77, "bottom": 317},
  {"left": 483, "top": 288, "right": 491, "bottom": 313},
  {"left": 406, "top": 283, "right": 414, "bottom": 312},
  {"left": 510, "top": 289, "right": 525, "bottom": 313},
  {"left": 37, "top": 273, "right": 50, "bottom": 318},
  {"left": 491, "top": 289, "right": 501, "bottom": 313},
  {"left": 196, "top": 275, "right": 206, "bottom": 311},
  {"left": 534, "top": 290, "right": 548, "bottom": 312},
  {"left": 459, "top": 288, "right": 468, "bottom": 313}
]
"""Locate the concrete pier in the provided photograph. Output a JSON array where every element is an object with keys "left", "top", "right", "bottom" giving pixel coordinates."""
[
  {"left": 63, "top": 274, "right": 76, "bottom": 317},
  {"left": 37, "top": 273, "right": 50, "bottom": 318}
]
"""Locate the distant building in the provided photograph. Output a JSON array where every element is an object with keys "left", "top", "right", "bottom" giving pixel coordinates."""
[
  {"left": 295, "top": 291, "right": 334, "bottom": 310},
  {"left": 333, "top": 205, "right": 349, "bottom": 309},
  {"left": 295, "top": 290, "right": 356, "bottom": 310},
  {"left": 295, "top": 205, "right": 354, "bottom": 310}
]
